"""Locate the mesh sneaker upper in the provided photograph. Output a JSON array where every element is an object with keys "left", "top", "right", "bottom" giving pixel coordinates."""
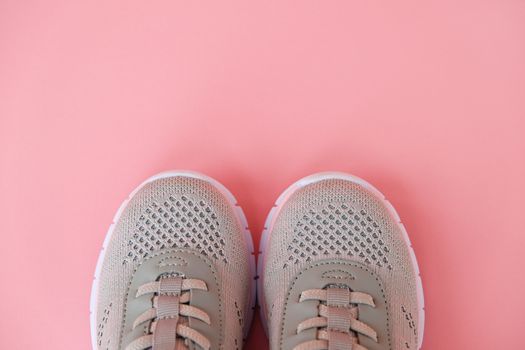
[
  {"left": 262, "top": 177, "right": 421, "bottom": 350},
  {"left": 94, "top": 175, "right": 252, "bottom": 350}
]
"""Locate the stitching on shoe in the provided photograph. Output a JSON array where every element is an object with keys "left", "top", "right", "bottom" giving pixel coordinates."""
[{"left": 118, "top": 248, "right": 223, "bottom": 348}]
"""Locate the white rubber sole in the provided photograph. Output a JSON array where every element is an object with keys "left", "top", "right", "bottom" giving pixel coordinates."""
[
  {"left": 89, "top": 170, "right": 257, "bottom": 349},
  {"left": 257, "top": 172, "right": 425, "bottom": 349}
]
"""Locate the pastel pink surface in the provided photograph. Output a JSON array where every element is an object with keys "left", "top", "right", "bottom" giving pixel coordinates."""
[{"left": 1, "top": 1, "right": 524, "bottom": 349}]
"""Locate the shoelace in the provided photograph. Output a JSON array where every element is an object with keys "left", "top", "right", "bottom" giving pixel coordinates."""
[
  {"left": 125, "top": 275, "right": 211, "bottom": 350},
  {"left": 293, "top": 286, "right": 378, "bottom": 350}
]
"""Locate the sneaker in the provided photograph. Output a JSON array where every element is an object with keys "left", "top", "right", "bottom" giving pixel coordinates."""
[
  {"left": 258, "top": 172, "right": 424, "bottom": 350},
  {"left": 90, "top": 171, "right": 256, "bottom": 350}
]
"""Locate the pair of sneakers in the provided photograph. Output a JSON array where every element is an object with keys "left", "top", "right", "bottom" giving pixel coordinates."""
[{"left": 91, "top": 171, "right": 424, "bottom": 350}]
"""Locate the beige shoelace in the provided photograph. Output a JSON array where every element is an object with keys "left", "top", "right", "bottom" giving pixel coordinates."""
[
  {"left": 125, "top": 275, "right": 211, "bottom": 350},
  {"left": 293, "top": 286, "right": 378, "bottom": 350}
]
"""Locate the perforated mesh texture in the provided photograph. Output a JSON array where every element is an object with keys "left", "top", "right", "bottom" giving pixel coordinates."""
[
  {"left": 287, "top": 203, "right": 392, "bottom": 269},
  {"left": 263, "top": 178, "right": 420, "bottom": 350},
  {"left": 401, "top": 305, "right": 417, "bottom": 347},
  {"left": 97, "top": 303, "right": 112, "bottom": 350},
  {"left": 125, "top": 195, "right": 227, "bottom": 264}
]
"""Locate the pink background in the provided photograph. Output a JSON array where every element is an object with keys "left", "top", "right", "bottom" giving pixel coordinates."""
[{"left": 1, "top": 1, "right": 524, "bottom": 349}]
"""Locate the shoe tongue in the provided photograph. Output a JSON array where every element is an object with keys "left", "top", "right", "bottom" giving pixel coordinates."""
[{"left": 325, "top": 285, "right": 361, "bottom": 342}]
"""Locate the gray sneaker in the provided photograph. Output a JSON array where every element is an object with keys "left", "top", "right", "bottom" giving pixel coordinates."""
[
  {"left": 90, "top": 171, "right": 256, "bottom": 350},
  {"left": 259, "top": 172, "right": 424, "bottom": 350}
]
